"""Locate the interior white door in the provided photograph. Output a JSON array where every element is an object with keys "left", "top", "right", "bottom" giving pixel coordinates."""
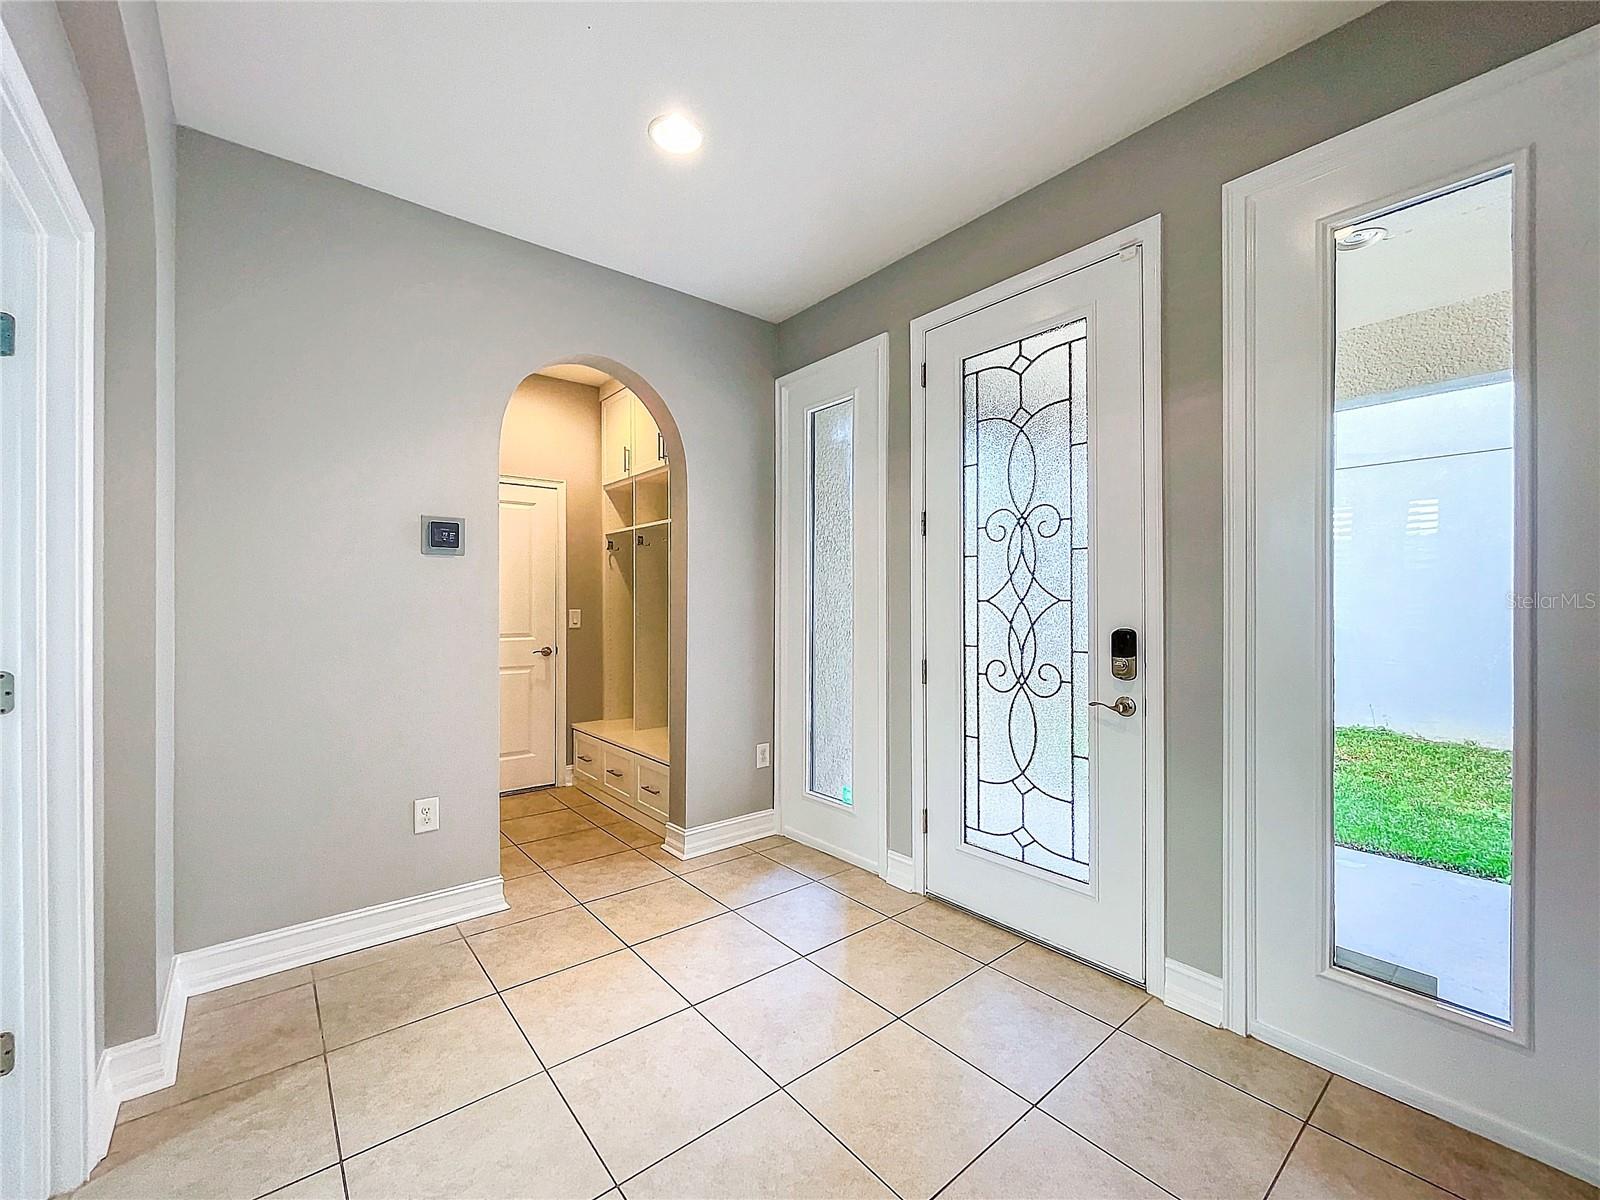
[
  {"left": 924, "top": 250, "right": 1149, "bottom": 982},
  {"left": 1233, "top": 36, "right": 1598, "bottom": 1175},
  {"left": 775, "top": 335, "right": 885, "bottom": 871},
  {"left": 499, "top": 481, "right": 561, "bottom": 792},
  {"left": 1, "top": 126, "right": 46, "bottom": 1200}
]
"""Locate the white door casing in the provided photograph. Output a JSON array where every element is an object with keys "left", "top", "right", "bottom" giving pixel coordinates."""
[
  {"left": 1224, "top": 31, "right": 1599, "bottom": 1182},
  {"left": 775, "top": 334, "right": 887, "bottom": 872},
  {"left": 1, "top": 27, "right": 99, "bottom": 1197},
  {"left": 914, "top": 220, "right": 1164, "bottom": 986},
  {"left": 498, "top": 479, "right": 565, "bottom": 792}
]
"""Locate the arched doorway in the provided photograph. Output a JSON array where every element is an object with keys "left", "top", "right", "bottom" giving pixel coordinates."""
[{"left": 494, "top": 359, "right": 688, "bottom": 880}]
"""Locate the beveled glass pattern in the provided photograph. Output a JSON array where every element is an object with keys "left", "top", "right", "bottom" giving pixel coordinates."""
[{"left": 962, "top": 319, "right": 1091, "bottom": 882}]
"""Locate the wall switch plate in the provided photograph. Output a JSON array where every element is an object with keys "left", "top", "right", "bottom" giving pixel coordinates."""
[
  {"left": 755, "top": 743, "right": 770, "bottom": 769},
  {"left": 413, "top": 796, "right": 440, "bottom": 833},
  {"left": 568, "top": 609, "right": 582, "bottom": 629}
]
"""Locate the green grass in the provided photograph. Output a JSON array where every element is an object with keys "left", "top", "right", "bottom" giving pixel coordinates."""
[{"left": 1333, "top": 726, "right": 1512, "bottom": 882}]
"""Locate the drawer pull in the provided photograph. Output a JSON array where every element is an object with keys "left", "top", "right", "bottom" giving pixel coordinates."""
[
  {"left": 606, "top": 769, "right": 623, "bottom": 778},
  {"left": 641, "top": 784, "right": 661, "bottom": 795},
  {"left": 577, "top": 754, "right": 593, "bottom": 763}
]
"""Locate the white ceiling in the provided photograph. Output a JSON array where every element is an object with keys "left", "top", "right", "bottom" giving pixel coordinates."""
[{"left": 157, "top": 1, "right": 1373, "bottom": 322}]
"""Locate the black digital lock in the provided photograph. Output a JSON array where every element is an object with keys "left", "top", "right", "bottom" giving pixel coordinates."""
[{"left": 1110, "top": 628, "right": 1137, "bottom": 681}]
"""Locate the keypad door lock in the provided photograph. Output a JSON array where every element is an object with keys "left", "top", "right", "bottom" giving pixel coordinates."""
[{"left": 1110, "top": 627, "right": 1138, "bottom": 682}]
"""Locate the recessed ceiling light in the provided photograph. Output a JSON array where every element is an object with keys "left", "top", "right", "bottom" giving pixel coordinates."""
[
  {"left": 648, "top": 112, "right": 702, "bottom": 156},
  {"left": 1334, "top": 225, "right": 1388, "bottom": 251}
]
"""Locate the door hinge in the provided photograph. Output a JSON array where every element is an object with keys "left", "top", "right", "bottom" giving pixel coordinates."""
[
  {"left": 920, "top": 511, "right": 926, "bottom": 537},
  {"left": 0, "top": 672, "right": 13, "bottom": 716},
  {"left": 922, "top": 810, "right": 929, "bottom": 834},
  {"left": 0, "top": 312, "right": 15, "bottom": 357},
  {"left": 0, "top": 1031, "right": 14, "bottom": 1077},
  {"left": 921, "top": 659, "right": 927, "bottom": 685},
  {"left": 920, "top": 362, "right": 926, "bottom": 389}
]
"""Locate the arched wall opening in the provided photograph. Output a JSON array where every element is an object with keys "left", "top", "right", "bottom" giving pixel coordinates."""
[{"left": 497, "top": 357, "right": 689, "bottom": 829}]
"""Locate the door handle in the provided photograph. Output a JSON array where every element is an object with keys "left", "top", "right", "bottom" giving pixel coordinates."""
[
  {"left": 536, "top": 646, "right": 554, "bottom": 657},
  {"left": 1089, "top": 696, "right": 1138, "bottom": 717}
]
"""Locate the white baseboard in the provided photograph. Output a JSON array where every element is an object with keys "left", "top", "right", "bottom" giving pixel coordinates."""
[
  {"left": 562, "top": 765, "right": 575, "bottom": 786},
  {"left": 92, "top": 875, "right": 505, "bottom": 1124},
  {"left": 884, "top": 850, "right": 918, "bottom": 892},
  {"left": 1251, "top": 1018, "right": 1599, "bottom": 1187},
  {"left": 665, "top": 807, "right": 778, "bottom": 859},
  {"left": 1163, "top": 959, "right": 1224, "bottom": 1027},
  {"left": 181, "top": 876, "right": 504, "bottom": 998},
  {"left": 94, "top": 955, "right": 187, "bottom": 1124}
]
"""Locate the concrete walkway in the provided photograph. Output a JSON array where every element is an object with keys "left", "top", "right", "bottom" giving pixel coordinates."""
[{"left": 1334, "top": 847, "right": 1511, "bottom": 1022}]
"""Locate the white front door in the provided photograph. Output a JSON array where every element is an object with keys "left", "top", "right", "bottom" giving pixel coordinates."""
[
  {"left": 922, "top": 236, "right": 1157, "bottom": 983},
  {"left": 775, "top": 335, "right": 886, "bottom": 871},
  {"left": 499, "top": 480, "right": 563, "bottom": 792},
  {"left": 1229, "top": 34, "right": 1598, "bottom": 1175}
]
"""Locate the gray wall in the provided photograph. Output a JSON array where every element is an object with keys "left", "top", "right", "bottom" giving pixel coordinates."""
[
  {"left": 175, "top": 132, "right": 776, "bottom": 951},
  {"left": 58, "top": 0, "right": 178, "bottom": 1048},
  {"left": 774, "top": 1, "right": 1600, "bottom": 974},
  {"left": 3, "top": 0, "right": 176, "bottom": 1048},
  {"left": 499, "top": 374, "right": 605, "bottom": 726}
]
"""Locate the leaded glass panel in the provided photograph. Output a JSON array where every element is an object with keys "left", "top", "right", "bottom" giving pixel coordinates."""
[{"left": 962, "top": 318, "right": 1091, "bottom": 882}]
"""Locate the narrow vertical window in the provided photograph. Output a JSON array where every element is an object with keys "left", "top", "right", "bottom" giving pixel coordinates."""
[
  {"left": 1331, "top": 171, "right": 1515, "bottom": 1022},
  {"left": 808, "top": 398, "right": 853, "bottom": 803}
]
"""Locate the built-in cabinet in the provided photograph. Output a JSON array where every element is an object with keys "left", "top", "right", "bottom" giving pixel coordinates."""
[
  {"left": 600, "top": 385, "right": 669, "bottom": 486},
  {"left": 576, "top": 381, "right": 671, "bottom": 829}
]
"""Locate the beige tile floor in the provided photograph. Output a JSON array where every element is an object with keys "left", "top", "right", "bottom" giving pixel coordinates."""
[{"left": 78, "top": 784, "right": 1596, "bottom": 1200}]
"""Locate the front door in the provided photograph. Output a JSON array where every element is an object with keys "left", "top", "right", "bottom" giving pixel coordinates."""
[
  {"left": 499, "top": 480, "right": 562, "bottom": 792},
  {"left": 775, "top": 335, "right": 886, "bottom": 871},
  {"left": 922, "top": 239, "right": 1155, "bottom": 982}
]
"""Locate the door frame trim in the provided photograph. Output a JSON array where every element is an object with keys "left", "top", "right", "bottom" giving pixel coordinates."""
[
  {"left": 2, "top": 26, "right": 100, "bottom": 1196},
  {"left": 498, "top": 475, "right": 569, "bottom": 786},
  {"left": 1220, "top": 28, "right": 1599, "bottom": 1045},
  {"left": 772, "top": 332, "right": 890, "bottom": 876},
  {"left": 909, "top": 216, "right": 1166, "bottom": 994}
]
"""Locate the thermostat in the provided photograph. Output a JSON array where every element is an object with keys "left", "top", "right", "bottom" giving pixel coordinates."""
[{"left": 421, "top": 516, "right": 464, "bottom": 556}]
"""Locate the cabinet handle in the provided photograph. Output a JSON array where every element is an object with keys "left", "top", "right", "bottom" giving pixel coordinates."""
[
  {"left": 658, "top": 432, "right": 666, "bottom": 463},
  {"left": 641, "top": 785, "right": 661, "bottom": 795},
  {"left": 577, "top": 754, "right": 592, "bottom": 763},
  {"left": 606, "top": 769, "right": 623, "bottom": 778},
  {"left": 623, "top": 445, "right": 631, "bottom": 475}
]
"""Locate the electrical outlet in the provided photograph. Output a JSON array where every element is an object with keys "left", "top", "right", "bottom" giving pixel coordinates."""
[
  {"left": 568, "top": 609, "right": 582, "bottom": 629},
  {"left": 755, "top": 742, "right": 771, "bottom": 769},
  {"left": 413, "top": 796, "right": 440, "bottom": 834}
]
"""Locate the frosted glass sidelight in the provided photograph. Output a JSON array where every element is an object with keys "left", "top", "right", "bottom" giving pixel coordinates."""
[
  {"left": 808, "top": 399, "right": 854, "bottom": 803},
  {"left": 963, "top": 319, "right": 1090, "bottom": 882}
]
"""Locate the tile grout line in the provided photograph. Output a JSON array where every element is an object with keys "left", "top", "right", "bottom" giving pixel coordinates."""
[
  {"left": 459, "top": 925, "right": 625, "bottom": 1197},
  {"left": 1261, "top": 1075, "right": 1332, "bottom": 1199},
  {"left": 614, "top": 930, "right": 907, "bottom": 1200},
  {"left": 307, "top": 969, "right": 351, "bottom": 1199}
]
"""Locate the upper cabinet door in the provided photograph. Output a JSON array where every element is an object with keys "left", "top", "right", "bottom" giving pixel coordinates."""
[
  {"left": 631, "top": 392, "right": 668, "bottom": 473},
  {"left": 601, "top": 388, "right": 633, "bottom": 485}
]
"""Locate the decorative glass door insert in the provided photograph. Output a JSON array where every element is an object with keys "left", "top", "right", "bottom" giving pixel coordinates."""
[
  {"left": 962, "top": 318, "right": 1091, "bottom": 882},
  {"left": 808, "top": 397, "right": 854, "bottom": 804}
]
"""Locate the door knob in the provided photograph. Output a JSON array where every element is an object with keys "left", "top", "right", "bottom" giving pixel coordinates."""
[
  {"left": 1089, "top": 696, "right": 1137, "bottom": 717},
  {"left": 536, "top": 646, "right": 554, "bottom": 657}
]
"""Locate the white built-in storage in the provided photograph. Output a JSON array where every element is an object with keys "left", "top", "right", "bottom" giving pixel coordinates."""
[{"left": 574, "top": 381, "right": 671, "bottom": 829}]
